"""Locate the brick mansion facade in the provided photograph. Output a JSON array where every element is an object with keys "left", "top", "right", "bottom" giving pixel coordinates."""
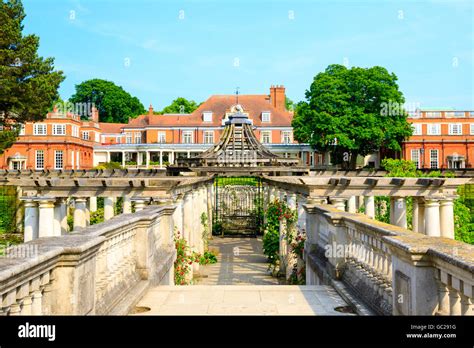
[{"left": 0, "top": 85, "right": 473, "bottom": 170}]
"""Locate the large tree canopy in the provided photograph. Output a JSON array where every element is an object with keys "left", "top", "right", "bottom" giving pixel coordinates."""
[
  {"left": 69, "top": 79, "right": 145, "bottom": 123},
  {"left": 292, "top": 64, "right": 413, "bottom": 168},
  {"left": 0, "top": 0, "right": 64, "bottom": 152},
  {"left": 159, "top": 97, "right": 200, "bottom": 114}
]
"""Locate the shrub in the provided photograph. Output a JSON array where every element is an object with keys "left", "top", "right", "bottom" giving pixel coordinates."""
[{"left": 174, "top": 231, "right": 195, "bottom": 285}]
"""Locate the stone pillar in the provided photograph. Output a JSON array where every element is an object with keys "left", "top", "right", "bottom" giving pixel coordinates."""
[
  {"left": 104, "top": 197, "right": 115, "bottom": 221},
  {"left": 364, "top": 196, "right": 375, "bottom": 219},
  {"left": 122, "top": 151, "right": 126, "bottom": 167},
  {"left": 89, "top": 196, "right": 97, "bottom": 213},
  {"left": 347, "top": 196, "right": 357, "bottom": 213},
  {"left": 439, "top": 198, "right": 455, "bottom": 239},
  {"left": 23, "top": 199, "right": 38, "bottom": 242},
  {"left": 134, "top": 199, "right": 147, "bottom": 212},
  {"left": 330, "top": 197, "right": 346, "bottom": 211},
  {"left": 173, "top": 194, "right": 184, "bottom": 236},
  {"left": 159, "top": 151, "right": 163, "bottom": 168},
  {"left": 424, "top": 199, "right": 440, "bottom": 237},
  {"left": 145, "top": 151, "right": 150, "bottom": 168},
  {"left": 392, "top": 197, "right": 407, "bottom": 228},
  {"left": 38, "top": 199, "right": 56, "bottom": 238},
  {"left": 73, "top": 198, "right": 87, "bottom": 230},
  {"left": 54, "top": 198, "right": 68, "bottom": 235},
  {"left": 297, "top": 194, "right": 307, "bottom": 231},
  {"left": 123, "top": 196, "right": 132, "bottom": 214},
  {"left": 269, "top": 186, "right": 276, "bottom": 202},
  {"left": 417, "top": 198, "right": 425, "bottom": 234},
  {"left": 85, "top": 199, "right": 90, "bottom": 226}
]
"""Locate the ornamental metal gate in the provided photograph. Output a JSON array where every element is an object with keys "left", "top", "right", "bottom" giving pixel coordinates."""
[{"left": 213, "top": 176, "right": 264, "bottom": 236}]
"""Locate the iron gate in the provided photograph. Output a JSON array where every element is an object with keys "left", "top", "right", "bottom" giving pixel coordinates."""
[{"left": 213, "top": 176, "right": 263, "bottom": 236}]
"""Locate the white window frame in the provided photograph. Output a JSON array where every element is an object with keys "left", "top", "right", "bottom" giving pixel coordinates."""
[
  {"left": 411, "top": 149, "right": 420, "bottom": 168},
  {"left": 281, "top": 131, "right": 292, "bottom": 144},
  {"left": 33, "top": 124, "right": 47, "bottom": 136},
  {"left": 94, "top": 132, "right": 100, "bottom": 142},
  {"left": 134, "top": 133, "right": 142, "bottom": 144},
  {"left": 35, "top": 150, "right": 44, "bottom": 170},
  {"left": 204, "top": 131, "right": 214, "bottom": 144},
  {"left": 182, "top": 131, "right": 193, "bottom": 144},
  {"left": 261, "top": 112, "right": 271, "bottom": 123},
  {"left": 426, "top": 111, "right": 441, "bottom": 118},
  {"left": 430, "top": 149, "right": 438, "bottom": 169},
  {"left": 448, "top": 123, "right": 463, "bottom": 135},
  {"left": 82, "top": 131, "right": 90, "bottom": 140},
  {"left": 261, "top": 131, "right": 271, "bottom": 144},
  {"left": 412, "top": 124, "right": 422, "bottom": 135},
  {"left": 470, "top": 124, "right": 474, "bottom": 135},
  {"left": 158, "top": 132, "right": 166, "bottom": 143},
  {"left": 18, "top": 124, "right": 25, "bottom": 136},
  {"left": 52, "top": 124, "right": 66, "bottom": 136},
  {"left": 427, "top": 124, "right": 441, "bottom": 135},
  {"left": 203, "top": 112, "right": 213, "bottom": 122},
  {"left": 54, "top": 150, "right": 63, "bottom": 170},
  {"left": 72, "top": 125, "right": 79, "bottom": 137},
  {"left": 125, "top": 133, "right": 132, "bottom": 144}
]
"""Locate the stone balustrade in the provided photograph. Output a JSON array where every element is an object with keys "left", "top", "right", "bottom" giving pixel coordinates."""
[
  {"left": 0, "top": 206, "right": 177, "bottom": 315},
  {"left": 304, "top": 204, "right": 474, "bottom": 316}
]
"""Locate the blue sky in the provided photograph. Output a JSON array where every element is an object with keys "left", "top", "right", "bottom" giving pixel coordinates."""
[{"left": 22, "top": 0, "right": 474, "bottom": 110}]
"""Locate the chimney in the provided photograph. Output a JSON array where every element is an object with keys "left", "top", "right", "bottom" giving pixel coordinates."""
[
  {"left": 149, "top": 104, "right": 154, "bottom": 115},
  {"left": 91, "top": 106, "right": 99, "bottom": 122},
  {"left": 269, "top": 85, "right": 286, "bottom": 111}
]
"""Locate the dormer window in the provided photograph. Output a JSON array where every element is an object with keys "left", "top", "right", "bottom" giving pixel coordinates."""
[
  {"left": 261, "top": 112, "right": 271, "bottom": 122},
  {"left": 203, "top": 111, "right": 213, "bottom": 122}
]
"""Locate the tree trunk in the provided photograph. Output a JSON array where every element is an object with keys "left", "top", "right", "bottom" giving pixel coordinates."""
[{"left": 349, "top": 152, "right": 358, "bottom": 169}]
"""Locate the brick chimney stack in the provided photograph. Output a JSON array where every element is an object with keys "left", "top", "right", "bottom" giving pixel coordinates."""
[
  {"left": 269, "top": 85, "right": 286, "bottom": 111},
  {"left": 149, "top": 104, "right": 154, "bottom": 115},
  {"left": 91, "top": 106, "right": 99, "bottom": 122}
]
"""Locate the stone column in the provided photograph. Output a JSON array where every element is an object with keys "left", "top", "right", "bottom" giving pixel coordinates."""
[
  {"left": 122, "top": 151, "right": 126, "bottom": 167},
  {"left": 89, "top": 196, "right": 97, "bottom": 213},
  {"left": 424, "top": 198, "right": 440, "bottom": 237},
  {"left": 330, "top": 197, "right": 346, "bottom": 211},
  {"left": 23, "top": 199, "right": 38, "bottom": 242},
  {"left": 364, "top": 196, "right": 375, "bottom": 219},
  {"left": 297, "top": 194, "right": 307, "bottom": 231},
  {"left": 412, "top": 198, "right": 419, "bottom": 233},
  {"left": 173, "top": 194, "right": 184, "bottom": 236},
  {"left": 85, "top": 199, "right": 90, "bottom": 226},
  {"left": 145, "top": 151, "right": 150, "bottom": 168},
  {"left": 417, "top": 198, "right": 425, "bottom": 234},
  {"left": 104, "top": 197, "right": 115, "bottom": 221},
  {"left": 38, "top": 199, "right": 56, "bottom": 238},
  {"left": 392, "top": 197, "right": 407, "bottom": 228},
  {"left": 440, "top": 198, "right": 455, "bottom": 239},
  {"left": 123, "top": 196, "right": 132, "bottom": 214},
  {"left": 347, "top": 196, "right": 357, "bottom": 213},
  {"left": 54, "top": 198, "right": 68, "bottom": 236},
  {"left": 73, "top": 198, "right": 87, "bottom": 230}
]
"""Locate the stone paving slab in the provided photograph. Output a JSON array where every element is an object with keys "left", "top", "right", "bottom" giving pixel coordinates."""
[{"left": 133, "top": 285, "right": 354, "bottom": 316}]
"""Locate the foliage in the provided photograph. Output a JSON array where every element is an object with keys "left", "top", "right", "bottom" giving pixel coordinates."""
[
  {"left": 292, "top": 64, "right": 412, "bottom": 169},
  {"left": 201, "top": 212, "right": 209, "bottom": 250},
  {"left": 0, "top": 186, "right": 18, "bottom": 233},
  {"left": 0, "top": 0, "right": 65, "bottom": 153},
  {"left": 69, "top": 79, "right": 145, "bottom": 123},
  {"left": 212, "top": 221, "right": 223, "bottom": 236},
  {"left": 381, "top": 158, "right": 418, "bottom": 177},
  {"left": 198, "top": 250, "right": 218, "bottom": 265},
  {"left": 90, "top": 208, "right": 104, "bottom": 225},
  {"left": 285, "top": 96, "right": 295, "bottom": 112},
  {"left": 454, "top": 198, "right": 474, "bottom": 244},
  {"left": 67, "top": 210, "right": 74, "bottom": 231},
  {"left": 173, "top": 231, "right": 195, "bottom": 285},
  {"left": 159, "top": 97, "right": 200, "bottom": 114},
  {"left": 94, "top": 161, "right": 122, "bottom": 170}
]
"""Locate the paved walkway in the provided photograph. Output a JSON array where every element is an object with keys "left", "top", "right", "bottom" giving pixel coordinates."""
[
  {"left": 194, "top": 236, "right": 282, "bottom": 285},
  {"left": 133, "top": 237, "right": 354, "bottom": 315}
]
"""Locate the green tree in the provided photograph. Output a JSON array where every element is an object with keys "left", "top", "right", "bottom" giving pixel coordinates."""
[
  {"left": 69, "top": 79, "right": 145, "bottom": 123},
  {"left": 292, "top": 64, "right": 413, "bottom": 169},
  {"left": 159, "top": 97, "right": 200, "bottom": 114},
  {"left": 285, "top": 96, "right": 295, "bottom": 112},
  {"left": 0, "top": 0, "right": 64, "bottom": 153}
]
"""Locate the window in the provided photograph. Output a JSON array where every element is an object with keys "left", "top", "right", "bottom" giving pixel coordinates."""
[
  {"left": 448, "top": 123, "right": 463, "bottom": 135},
  {"left": 134, "top": 133, "right": 142, "bottom": 144},
  {"left": 427, "top": 124, "right": 441, "bottom": 135},
  {"left": 430, "top": 149, "right": 438, "bottom": 169},
  {"left": 55, "top": 150, "right": 63, "bottom": 169},
  {"left": 425, "top": 111, "right": 441, "bottom": 118},
  {"left": 411, "top": 149, "right": 420, "bottom": 168},
  {"left": 445, "top": 112, "right": 455, "bottom": 118},
  {"left": 470, "top": 124, "right": 474, "bottom": 135},
  {"left": 412, "top": 124, "right": 422, "bottom": 135},
  {"left": 203, "top": 112, "right": 212, "bottom": 122},
  {"left": 125, "top": 133, "right": 132, "bottom": 144},
  {"left": 454, "top": 111, "right": 465, "bottom": 117},
  {"left": 18, "top": 124, "right": 25, "bottom": 135},
  {"left": 470, "top": 112, "right": 474, "bottom": 118},
  {"left": 72, "top": 125, "right": 79, "bottom": 137},
  {"left": 261, "top": 131, "right": 271, "bottom": 144},
  {"left": 182, "top": 131, "right": 193, "bottom": 144},
  {"left": 281, "top": 131, "right": 292, "bottom": 144},
  {"left": 158, "top": 132, "right": 166, "bottom": 143},
  {"left": 34, "top": 124, "right": 47, "bottom": 135},
  {"left": 204, "top": 131, "right": 214, "bottom": 144},
  {"left": 82, "top": 131, "right": 90, "bottom": 140},
  {"left": 94, "top": 132, "right": 100, "bottom": 142},
  {"left": 52, "top": 124, "right": 66, "bottom": 135},
  {"left": 261, "top": 112, "right": 271, "bottom": 123},
  {"left": 35, "top": 150, "right": 44, "bottom": 170}
]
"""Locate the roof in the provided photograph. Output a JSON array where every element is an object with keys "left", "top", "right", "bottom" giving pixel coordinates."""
[
  {"left": 98, "top": 122, "right": 127, "bottom": 134},
  {"left": 124, "top": 94, "right": 293, "bottom": 128}
]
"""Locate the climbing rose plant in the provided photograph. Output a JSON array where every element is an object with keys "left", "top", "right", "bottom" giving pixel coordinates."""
[{"left": 173, "top": 231, "right": 195, "bottom": 285}]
